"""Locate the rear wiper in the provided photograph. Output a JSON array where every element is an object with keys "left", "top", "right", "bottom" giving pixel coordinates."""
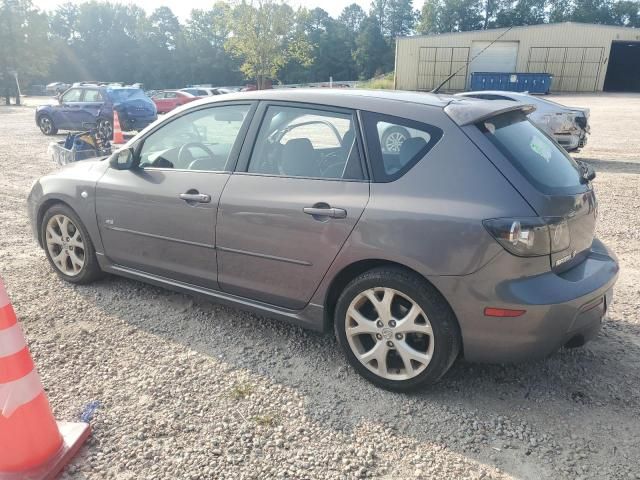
[{"left": 577, "top": 160, "right": 596, "bottom": 183}]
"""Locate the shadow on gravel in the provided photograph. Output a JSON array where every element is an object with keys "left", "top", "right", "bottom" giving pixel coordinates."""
[
  {"left": 578, "top": 157, "right": 640, "bottom": 175},
  {"left": 75, "top": 274, "right": 640, "bottom": 479}
]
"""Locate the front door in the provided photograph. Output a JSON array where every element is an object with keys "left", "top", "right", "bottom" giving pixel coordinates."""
[
  {"left": 217, "top": 103, "right": 370, "bottom": 309},
  {"left": 96, "top": 102, "right": 255, "bottom": 289}
]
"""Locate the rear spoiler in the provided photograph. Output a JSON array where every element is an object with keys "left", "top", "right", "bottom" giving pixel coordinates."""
[{"left": 444, "top": 98, "right": 536, "bottom": 126}]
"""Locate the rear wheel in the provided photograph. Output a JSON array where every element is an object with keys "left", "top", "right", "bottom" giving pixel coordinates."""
[
  {"left": 334, "top": 267, "right": 460, "bottom": 391},
  {"left": 38, "top": 115, "right": 58, "bottom": 135},
  {"left": 41, "top": 204, "right": 102, "bottom": 284},
  {"left": 97, "top": 118, "right": 113, "bottom": 140}
]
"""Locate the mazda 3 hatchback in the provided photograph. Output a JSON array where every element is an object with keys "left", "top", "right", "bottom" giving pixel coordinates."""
[{"left": 28, "top": 89, "right": 618, "bottom": 391}]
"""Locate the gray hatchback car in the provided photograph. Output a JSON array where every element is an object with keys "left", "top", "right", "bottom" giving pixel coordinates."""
[{"left": 28, "top": 89, "right": 618, "bottom": 391}]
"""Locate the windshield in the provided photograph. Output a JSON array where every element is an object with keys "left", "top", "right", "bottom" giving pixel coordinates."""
[
  {"left": 108, "top": 88, "right": 148, "bottom": 102},
  {"left": 478, "top": 110, "right": 584, "bottom": 194}
]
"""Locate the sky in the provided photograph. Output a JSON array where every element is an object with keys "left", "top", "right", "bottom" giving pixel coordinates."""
[{"left": 33, "top": 0, "right": 419, "bottom": 19}]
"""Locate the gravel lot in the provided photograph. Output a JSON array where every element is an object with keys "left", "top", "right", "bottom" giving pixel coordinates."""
[{"left": 1, "top": 93, "right": 639, "bottom": 480}]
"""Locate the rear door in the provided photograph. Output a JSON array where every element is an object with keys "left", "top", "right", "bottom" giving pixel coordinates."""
[
  {"left": 216, "top": 102, "right": 370, "bottom": 309},
  {"left": 96, "top": 102, "right": 256, "bottom": 288},
  {"left": 78, "top": 88, "right": 103, "bottom": 128}
]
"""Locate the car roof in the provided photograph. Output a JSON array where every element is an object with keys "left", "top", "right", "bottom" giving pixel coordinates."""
[
  {"left": 200, "top": 88, "right": 455, "bottom": 108},
  {"left": 160, "top": 88, "right": 534, "bottom": 127}
]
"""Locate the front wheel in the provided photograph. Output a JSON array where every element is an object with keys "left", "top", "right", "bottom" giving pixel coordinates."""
[
  {"left": 334, "top": 267, "right": 460, "bottom": 391},
  {"left": 38, "top": 115, "right": 58, "bottom": 135},
  {"left": 41, "top": 204, "right": 103, "bottom": 284}
]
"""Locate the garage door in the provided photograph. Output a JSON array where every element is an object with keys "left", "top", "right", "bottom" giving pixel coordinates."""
[
  {"left": 527, "top": 47, "right": 604, "bottom": 92},
  {"left": 417, "top": 47, "right": 469, "bottom": 91},
  {"left": 469, "top": 41, "right": 519, "bottom": 74}
]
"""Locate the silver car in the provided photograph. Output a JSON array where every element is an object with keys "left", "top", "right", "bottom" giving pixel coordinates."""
[
  {"left": 456, "top": 91, "right": 590, "bottom": 151},
  {"left": 28, "top": 89, "right": 618, "bottom": 391}
]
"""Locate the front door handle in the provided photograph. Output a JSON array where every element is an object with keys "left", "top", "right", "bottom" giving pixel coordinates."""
[
  {"left": 179, "top": 192, "right": 211, "bottom": 203},
  {"left": 303, "top": 206, "right": 347, "bottom": 219}
]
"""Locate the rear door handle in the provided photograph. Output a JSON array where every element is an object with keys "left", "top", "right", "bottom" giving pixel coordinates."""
[
  {"left": 179, "top": 192, "right": 211, "bottom": 203},
  {"left": 303, "top": 206, "right": 347, "bottom": 219}
]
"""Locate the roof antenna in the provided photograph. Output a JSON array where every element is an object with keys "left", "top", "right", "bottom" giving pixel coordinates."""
[{"left": 431, "top": 25, "right": 514, "bottom": 94}]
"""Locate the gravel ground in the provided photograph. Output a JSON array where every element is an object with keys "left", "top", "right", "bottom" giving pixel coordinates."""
[{"left": 1, "top": 93, "right": 639, "bottom": 480}]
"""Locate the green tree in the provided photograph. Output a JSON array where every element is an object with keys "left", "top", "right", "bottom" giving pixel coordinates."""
[
  {"left": 494, "top": 0, "right": 548, "bottom": 27},
  {"left": 353, "top": 16, "right": 390, "bottom": 78},
  {"left": 225, "top": 0, "right": 311, "bottom": 88},
  {"left": 610, "top": 0, "right": 640, "bottom": 25},
  {"left": 386, "top": 0, "right": 417, "bottom": 37},
  {"left": 339, "top": 3, "right": 367, "bottom": 32},
  {"left": 0, "top": 0, "right": 52, "bottom": 104},
  {"left": 417, "top": 0, "right": 483, "bottom": 33},
  {"left": 184, "top": 3, "right": 242, "bottom": 86}
]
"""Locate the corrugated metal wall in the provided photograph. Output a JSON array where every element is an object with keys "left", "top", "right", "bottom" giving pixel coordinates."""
[{"left": 395, "top": 23, "right": 640, "bottom": 92}]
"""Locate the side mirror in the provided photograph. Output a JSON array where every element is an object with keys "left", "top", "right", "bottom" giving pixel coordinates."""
[{"left": 109, "top": 148, "right": 136, "bottom": 170}]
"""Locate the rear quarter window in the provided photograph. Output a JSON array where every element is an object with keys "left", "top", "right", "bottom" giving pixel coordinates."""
[
  {"left": 478, "top": 110, "right": 583, "bottom": 194},
  {"left": 361, "top": 111, "right": 443, "bottom": 182}
]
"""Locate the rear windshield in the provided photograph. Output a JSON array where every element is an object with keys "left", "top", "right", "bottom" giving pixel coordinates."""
[
  {"left": 478, "top": 110, "right": 583, "bottom": 194},
  {"left": 108, "top": 88, "right": 148, "bottom": 102}
]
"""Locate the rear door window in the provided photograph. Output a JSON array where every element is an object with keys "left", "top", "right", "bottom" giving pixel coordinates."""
[
  {"left": 83, "top": 89, "right": 102, "bottom": 102},
  {"left": 478, "top": 110, "right": 583, "bottom": 194},
  {"left": 247, "top": 105, "right": 364, "bottom": 180},
  {"left": 361, "top": 112, "right": 443, "bottom": 182}
]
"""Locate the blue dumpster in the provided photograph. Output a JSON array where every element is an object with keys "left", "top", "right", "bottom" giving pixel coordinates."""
[{"left": 469, "top": 72, "right": 552, "bottom": 94}]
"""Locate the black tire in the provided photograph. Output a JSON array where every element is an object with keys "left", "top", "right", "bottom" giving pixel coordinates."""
[
  {"left": 380, "top": 126, "right": 410, "bottom": 154},
  {"left": 334, "top": 267, "right": 461, "bottom": 392},
  {"left": 41, "top": 204, "right": 103, "bottom": 284},
  {"left": 38, "top": 114, "right": 58, "bottom": 135},
  {"left": 97, "top": 118, "right": 113, "bottom": 140}
]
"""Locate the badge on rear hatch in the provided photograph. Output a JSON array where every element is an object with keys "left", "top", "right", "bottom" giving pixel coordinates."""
[{"left": 555, "top": 250, "right": 577, "bottom": 267}]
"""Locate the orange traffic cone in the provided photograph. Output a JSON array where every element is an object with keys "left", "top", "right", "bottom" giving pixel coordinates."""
[
  {"left": 0, "top": 279, "right": 90, "bottom": 479},
  {"left": 112, "top": 110, "right": 125, "bottom": 144}
]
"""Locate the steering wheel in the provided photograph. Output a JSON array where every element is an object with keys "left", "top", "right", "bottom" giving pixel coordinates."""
[{"left": 178, "top": 142, "right": 216, "bottom": 168}]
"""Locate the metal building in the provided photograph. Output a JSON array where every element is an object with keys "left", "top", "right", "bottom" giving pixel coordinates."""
[{"left": 394, "top": 22, "right": 640, "bottom": 92}]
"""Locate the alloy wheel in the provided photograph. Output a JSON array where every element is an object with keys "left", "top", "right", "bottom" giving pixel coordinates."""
[
  {"left": 40, "top": 117, "right": 53, "bottom": 134},
  {"left": 384, "top": 132, "right": 407, "bottom": 153},
  {"left": 98, "top": 119, "right": 113, "bottom": 140},
  {"left": 345, "top": 287, "right": 434, "bottom": 381},
  {"left": 45, "top": 214, "right": 86, "bottom": 276}
]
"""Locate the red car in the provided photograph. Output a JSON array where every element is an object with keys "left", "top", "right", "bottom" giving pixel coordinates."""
[{"left": 152, "top": 90, "right": 199, "bottom": 114}]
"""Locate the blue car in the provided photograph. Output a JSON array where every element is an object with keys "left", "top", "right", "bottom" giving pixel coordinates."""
[{"left": 36, "top": 85, "right": 157, "bottom": 137}]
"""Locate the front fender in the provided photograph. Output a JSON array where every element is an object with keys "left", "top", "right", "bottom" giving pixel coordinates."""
[{"left": 28, "top": 159, "right": 110, "bottom": 254}]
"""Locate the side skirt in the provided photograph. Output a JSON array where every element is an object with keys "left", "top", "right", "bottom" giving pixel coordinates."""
[{"left": 96, "top": 253, "right": 325, "bottom": 332}]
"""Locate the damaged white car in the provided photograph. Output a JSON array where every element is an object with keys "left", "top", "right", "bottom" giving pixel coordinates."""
[{"left": 455, "top": 91, "right": 589, "bottom": 151}]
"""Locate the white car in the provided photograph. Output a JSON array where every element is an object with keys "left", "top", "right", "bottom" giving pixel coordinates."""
[{"left": 455, "top": 91, "right": 590, "bottom": 151}]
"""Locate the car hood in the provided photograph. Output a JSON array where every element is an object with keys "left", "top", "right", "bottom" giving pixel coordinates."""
[
  {"left": 51, "top": 156, "right": 111, "bottom": 179},
  {"left": 36, "top": 100, "right": 58, "bottom": 110}
]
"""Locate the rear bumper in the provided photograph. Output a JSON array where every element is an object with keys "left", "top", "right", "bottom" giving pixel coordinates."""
[
  {"left": 432, "top": 238, "right": 619, "bottom": 363},
  {"left": 120, "top": 115, "right": 157, "bottom": 132},
  {"left": 554, "top": 130, "right": 588, "bottom": 151}
]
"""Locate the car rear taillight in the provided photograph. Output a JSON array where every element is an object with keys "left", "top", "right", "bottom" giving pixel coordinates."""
[{"left": 483, "top": 217, "right": 570, "bottom": 257}]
